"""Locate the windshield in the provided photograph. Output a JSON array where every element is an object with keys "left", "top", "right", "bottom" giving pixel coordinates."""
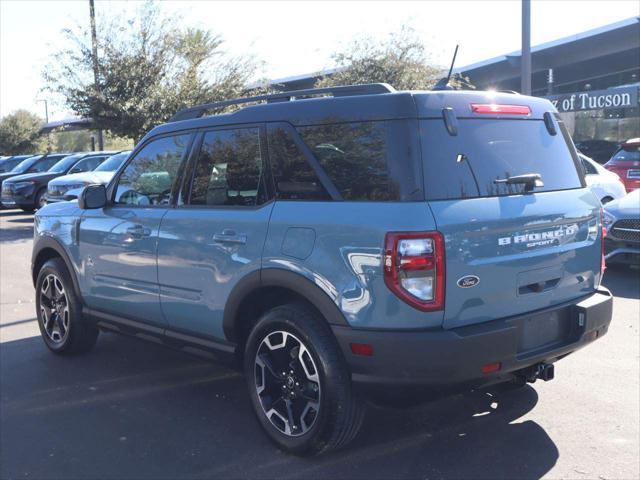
[
  {"left": 420, "top": 118, "right": 583, "bottom": 200},
  {"left": 611, "top": 146, "right": 640, "bottom": 163},
  {"left": 47, "top": 154, "right": 84, "bottom": 173},
  {"left": 0, "top": 158, "right": 22, "bottom": 172},
  {"left": 11, "top": 155, "right": 42, "bottom": 173},
  {"left": 95, "top": 151, "right": 130, "bottom": 172}
]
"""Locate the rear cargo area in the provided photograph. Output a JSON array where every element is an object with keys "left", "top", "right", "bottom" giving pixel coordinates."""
[{"left": 420, "top": 115, "right": 602, "bottom": 329}]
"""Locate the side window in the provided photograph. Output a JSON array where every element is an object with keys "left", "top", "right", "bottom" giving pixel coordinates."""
[
  {"left": 267, "top": 125, "right": 330, "bottom": 200},
  {"left": 581, "top": 158, "right": 597, "bottom": 175},
  {"left": 114, "top": 134, "right": 190, "bottom": 206},
  {"left": 297, "top": 121, "right": 402, "bottom": 201},
  {"left": 189, "top": 128, "right": 264, "bottom": 206},
  {"left": 70, "top": 156, "right": 103, "bottom": 174}
]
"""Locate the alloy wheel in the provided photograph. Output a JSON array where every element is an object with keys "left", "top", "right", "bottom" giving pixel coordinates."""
[
  {"left": 39, "top": 274, "right": 70, "bottom": 343},
  {"left": 254, "top": 330, "right": 321, "bottom": 437}
]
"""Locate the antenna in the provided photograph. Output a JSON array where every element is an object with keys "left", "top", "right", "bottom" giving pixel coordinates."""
[
  {"left": 433, "top": 44, "right": 459, "bottom": 91},
  {"left": 446, "top": 44, "right": 459, "bottom": 84}
]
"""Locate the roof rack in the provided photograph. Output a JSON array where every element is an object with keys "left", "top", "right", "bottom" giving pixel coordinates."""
[{"left": 169, "top": 83, "right": 396, "bottom": 122}]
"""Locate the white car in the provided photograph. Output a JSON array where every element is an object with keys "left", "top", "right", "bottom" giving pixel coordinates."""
[
  {"left": 579, "top": 153, "right": 626, "bottom": 204},
  {"left": 45, "top": 151, "right": 130, "bottom": 203}
]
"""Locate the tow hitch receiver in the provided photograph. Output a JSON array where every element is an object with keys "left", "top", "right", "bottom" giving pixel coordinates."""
[{"left": 519, "top": 363, "right": 555, "bottom": 383}]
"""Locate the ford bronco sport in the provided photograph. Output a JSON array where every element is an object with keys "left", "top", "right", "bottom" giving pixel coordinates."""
[{"left": 32, "top": 84, "right": 613, "bottom": 454}]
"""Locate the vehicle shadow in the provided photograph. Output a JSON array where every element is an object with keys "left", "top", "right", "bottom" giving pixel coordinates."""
[
  {"left": 6, "top": 216, "right": 35, "bottom": 224},
  {"left": 0, "top": 208, "right": 27, "bottom": 217},
  {"left": 603, "top": 266, "right": 640, "bottom": 299},
  {"left": 0, "top": 224, "right": 33, "bottom": 242},
  {"left": 0, "top": 333, "right": 558, "bottom": 480}
]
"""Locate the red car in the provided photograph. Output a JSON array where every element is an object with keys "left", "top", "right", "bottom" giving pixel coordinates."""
[{"left": 604, "top": 138, "right": 640, "bottom": 192}]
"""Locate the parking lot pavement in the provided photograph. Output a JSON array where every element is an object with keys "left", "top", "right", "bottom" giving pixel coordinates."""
[{"left": 1, "top": 209, "right": 638, "bottom": 480}]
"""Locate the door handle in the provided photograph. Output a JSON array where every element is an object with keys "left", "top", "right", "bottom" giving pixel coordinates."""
[
  {"left": 126, "top": 225, "right": 151, "bottom": 239},
  {"left": 212, "top": 229, "right": 247, "bottom": 245}
]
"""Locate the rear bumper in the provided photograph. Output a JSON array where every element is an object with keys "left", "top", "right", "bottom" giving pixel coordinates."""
[{"left": 332, "top": 288, "right": 612, "bottom": 389}]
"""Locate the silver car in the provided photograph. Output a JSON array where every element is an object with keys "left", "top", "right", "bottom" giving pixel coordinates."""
[
  {"left": 603, "top": 189, "right": 640, "bottom": 265},
  {"left": 46, "top": 151, "right": 130, "bottom": 203}
]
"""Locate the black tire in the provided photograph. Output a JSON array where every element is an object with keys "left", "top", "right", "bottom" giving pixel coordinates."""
[
  {"left": 35, "top": 258, "right": 98, "bottom": 354},
  {"left": 244, "top": 303, "right": 364, "bottom": 455},
  {"left": 35, "top": 189, "right": 47, "bottom": 210}
]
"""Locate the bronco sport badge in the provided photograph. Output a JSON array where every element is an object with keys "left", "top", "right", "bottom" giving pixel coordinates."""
[{"left": 498, "top": 224, "right": 579, "bottom": 248}]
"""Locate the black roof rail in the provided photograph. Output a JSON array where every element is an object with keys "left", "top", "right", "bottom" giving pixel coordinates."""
[{"left": 169, "top": 83, "right": 396, "bottom": 122}]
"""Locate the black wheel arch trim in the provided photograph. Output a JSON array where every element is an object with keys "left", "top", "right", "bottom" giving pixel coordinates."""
[
  {"left": 223, "top": 268, "right": 349, "bottom": 342},
  {"left": 31, "top": 236, "right": 82, "bottom": 301}
]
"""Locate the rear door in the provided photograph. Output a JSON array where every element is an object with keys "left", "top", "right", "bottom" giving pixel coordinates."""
[
  {"left": 421, "top": 114, "right": 602, "bottom": 329},
  {"left": 157, "top": 125, "right": 272, "bottom": 341}
]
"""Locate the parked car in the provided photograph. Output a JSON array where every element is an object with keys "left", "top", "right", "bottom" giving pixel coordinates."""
[
  {"left": 2, "top": 152, "right": 114, "bottom": 211},
  {"left": 579, "top": 153, "right": 626, "bottom": 204},
  {"left": 32, "top": 85, "right": 612, "bottom": 454},
  {"left": 46, "top": 151, "right": 131, "bottom": 203},
  {"left": 575, "top": 139, "right": 619, "bottom": 164},
  {"left": 604, "top": 138, "right": 640, "bottom": 192},
  {"left": 0, "top": 155, "right": 33, "bottom": 173},
  {"left": 0, "top": 154, "right": 68, "bottom": 205},
  {"left": 603, "top": 189, "right": 640, "bottom": 266}
]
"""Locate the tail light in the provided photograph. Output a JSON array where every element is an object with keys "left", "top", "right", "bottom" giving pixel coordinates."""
[{"left": 384, "top": 232, "right": 445, "bottom": 312}]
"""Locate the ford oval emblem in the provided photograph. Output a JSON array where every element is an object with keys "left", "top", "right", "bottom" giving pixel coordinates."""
[{"left": 457, "top": 275, "right": 480, "bottom": 288}]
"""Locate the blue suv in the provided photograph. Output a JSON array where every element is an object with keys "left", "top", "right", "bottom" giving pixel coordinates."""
[{"left": 32, "top": 84, "right": 613, "bottom": 454}]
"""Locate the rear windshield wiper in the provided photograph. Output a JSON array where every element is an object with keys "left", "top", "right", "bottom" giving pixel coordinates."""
[{"left": 494, "top": 173, "right": 544, "bottom": 192}]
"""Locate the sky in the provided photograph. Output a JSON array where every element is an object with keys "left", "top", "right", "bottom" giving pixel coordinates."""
[{"left": 1, "top": 0, "right": 638, "bottom": 121}]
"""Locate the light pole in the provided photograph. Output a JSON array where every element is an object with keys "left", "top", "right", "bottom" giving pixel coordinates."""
[
  {"left": 521, "top": 0, "right": 532, "bottom": 95},
  {"left": 89, "top": 0, "right": 104, "bottom": 151},
  {"left": 37, "top": 99, "right": 51, "bottom": 152}
]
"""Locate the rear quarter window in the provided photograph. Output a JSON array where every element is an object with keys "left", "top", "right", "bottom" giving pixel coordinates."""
[
  {"left": 420, "top": 118, "right": 584, "bottom": 200},
  {"left": 297, "top": 120, "right": 422, "bottom": 201}
]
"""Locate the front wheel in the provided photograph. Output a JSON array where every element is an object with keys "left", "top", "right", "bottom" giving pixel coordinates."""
[
  {"left": 35, "top": 189, "right": 47, "bottom": 210},
  {"left": 244, "top": 304, "right": 364, "bottom": 455},
  {"left": 35, "top": 258, "right": 99, "bottom": 354}
]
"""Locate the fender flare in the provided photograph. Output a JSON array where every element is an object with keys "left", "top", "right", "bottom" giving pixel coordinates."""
[
  {"left": 223, "top": 268, "right": 349, "bottom": 342},
  {"left": 31, "top": 235, "right": 82, "bottom": 300}
]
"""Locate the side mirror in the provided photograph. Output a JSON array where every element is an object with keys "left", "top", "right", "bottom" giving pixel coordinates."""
[{"left": 78, "top": 184, "right": 107, "bottom": 209}]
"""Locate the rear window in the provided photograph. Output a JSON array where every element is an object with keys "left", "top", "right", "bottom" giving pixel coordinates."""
[
  {"left": 297, "top": 120, "right": 422, "bottom": 201},
  {"left": 420, "top": 119, "right": 583, "bottom": 200},
  {"left": 611, "top": 146, "right": 640, "bottom": 162}
]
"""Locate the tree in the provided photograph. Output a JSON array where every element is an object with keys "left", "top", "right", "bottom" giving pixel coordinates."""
[
  {"left": 0, "top": 110, "right": 44, "bottom": 155},
  {"left": 44, "top": 1, "right": 261, "bottom": 142},
  {"left": 316, "top": 28, "right": 473, "bottom": 91}
]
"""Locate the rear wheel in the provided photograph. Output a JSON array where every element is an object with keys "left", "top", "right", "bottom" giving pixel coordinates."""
[
  {"left": 244, "top": 303, "right": 364, "bottom": 455},
  {"left": 36, "top": 258, "right": 98, "bottom": 354}
]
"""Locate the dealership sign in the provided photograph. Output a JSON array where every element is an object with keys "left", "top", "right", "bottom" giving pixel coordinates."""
[{"left": 544, "top": 86, "right": 638, "bottom": 113}]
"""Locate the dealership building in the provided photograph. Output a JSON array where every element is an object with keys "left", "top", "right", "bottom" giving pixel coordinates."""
[
  {"left": 453, "top": 16, "right": 639, "bottom": 153},
  {"left": 271, "top": 17, "right": 639, "bottom": 158}
]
